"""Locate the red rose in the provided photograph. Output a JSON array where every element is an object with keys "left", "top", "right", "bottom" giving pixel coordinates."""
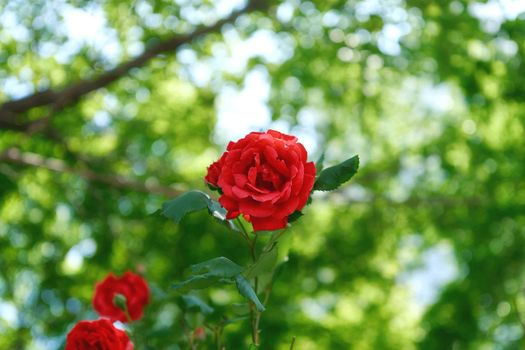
[
  {"left": 205, "top": 129, "right": 316, "bottom": 231},
  {"left": 205, "top": 153, "right": 226, "bottom": 188},
  {"left": 193, "top": 326, "right": 206, "bottom": 341},
  {"left": 65, "top": 319, "right": 133, "bottom": 350},
  {"left": 93, "top": 271, "right": 149, "bottom": 323}
]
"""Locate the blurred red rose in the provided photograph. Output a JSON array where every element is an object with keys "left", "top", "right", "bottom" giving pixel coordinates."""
[
  {"left": 65, "top": 319, "right": 133, "bottom": 350},
  {"left": 193, "top": 326, "right": 206, "bottom": 341},
  {"left": 93, "top": 271, "right": 149, "bottom": 323},
  {"left": 205, "top": 129, "right": 316, "bottom": 231}
]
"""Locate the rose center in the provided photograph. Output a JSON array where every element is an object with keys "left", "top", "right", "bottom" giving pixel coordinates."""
[{"left": 255, "top": 164, "right": 283, "bottom": 190}]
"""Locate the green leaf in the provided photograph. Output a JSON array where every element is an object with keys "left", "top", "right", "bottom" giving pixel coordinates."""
[
  {"left": 313, "top": 155, "right": 359, "bottom": 191},
  {"left": 182, "top": 295, "right": 214, "bottom": 315},
  {"left": 244, "top": 244, "right": 278, "bottom": 279},
  {"left": 161, "top": 190, "right": 211, "bottom": 223},
  {"left": 263, "top": 230, "right": 286, "bottom": 252},
  {"left": 173, "top": 257, "right": 244, "bottom": 292},
  {"left": 315, "top": 152, "right": 325, "bottom": 174},
  {"left": 206, "top": 183, "right": 222, "bottom": 194},
  {"left": 208, "top": 199, "right": 227, "bottom": 221},
  {"left": 235, "top": 275, "right": 265, "bottom": 312},
  {"left": 172, "top": 275, "right": 221, "bottom": 292},
  {"left": 191, "top": 257, "right": 244, "bottom": 278},
  {"left": 224, "top": 315, "right": 250, "bottom": 325},
  {"left": 287, "top": 210, "right": 303, "bottom": 223},
  {"left": 230, "top": 302, "right": 251, "bottom": 316},
  {"left": 161, "top": 190, "right": 226, "bottom": 223}
]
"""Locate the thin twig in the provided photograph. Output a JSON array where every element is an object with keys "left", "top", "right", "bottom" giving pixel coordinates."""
[
  {"left": 180, "top": 316, "right": 197, "bottom": 350},
  {"left": 511, "top": 297, "right": 525, "bottom": 348},
  {"left": 0, "top": 0, "right": 267, "bottom": 133},
  {"left": 213, "top": 326, "right": 221, "bottom": 350},
  {"left": 289, "top": 336, "right": 296, "bottom": 350},
  {"left": 0, "top": 147, "right": 184, "bottom": 196}
]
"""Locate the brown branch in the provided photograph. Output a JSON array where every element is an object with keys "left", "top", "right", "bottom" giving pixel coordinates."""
[
  {"left": 0, "top": 0, "right": 267, "bottom": 130},
  {"left": 0, "top": 147, "right": 184, "bottom": 197}
]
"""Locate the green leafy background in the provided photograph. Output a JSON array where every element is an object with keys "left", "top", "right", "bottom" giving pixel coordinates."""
[{"left": 1, "top": 0, "right": 524, "bottom": 349}]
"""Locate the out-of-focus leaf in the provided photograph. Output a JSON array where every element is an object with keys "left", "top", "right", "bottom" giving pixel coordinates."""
[
  {"left": 244, "top": 243, "right": 278, "bottom": 279},
  {"left": 230, "top": 302, "right": 250, "bottom": 316},
  {"left": 224, "top": 315, "right": 250, "bottom": 325},
  {"left": 172, "top": 257, "right": 244, "bottom": 292},
  {"left": 235, "top": 275, "right": 265, "bottom": 312},
  {"left": 315, "top": 152, "right": 325, "bottom": 174},
  {"left": 182, "top": 294, "right": 214, "bottom": 314},
  {"left": 172, "top": 275, "right": 221, "bottom": 292},
  {"left": 191, "top": 257, "right": 244, "bottom": 278}
]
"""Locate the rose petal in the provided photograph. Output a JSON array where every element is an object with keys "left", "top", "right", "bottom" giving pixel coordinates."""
[
  {"left": 248, "top": 166, "right": 257, "bottom": 186},
  {"left": 251, "top": 216, "right": 288, "bottom": 231},
  {"left": 304, "top": 161, "right": 316, "bottom": 176},
  {"left": 268, "top": 129, "right": 297, "bottom": 143},
  {"left": 274, "top": 196, "right": 300, "bottom": 218},
  {"left": 245, "top": 182, "right": 269, "bottom": 194},
  {"left": 277, "top": 181, "right": 292, "bottom": 203},
  {"left": 291, "top": 163, "right": 304, "bottom": 195},
  {"left": 263, "top": 145, "right": 289, "bottom": 176},
  {"left": 250, "top": 191, "right": 281, "bottom": 202},
  {"left": 219, "top": 196, "right": 238, "bottom": 212},
  {"left": 296, "top": 173, "right": 315, "bottom": 211},
  {"left": 234, "top": 174, "right": 248, "bottom": 188},
  {"left": 239, "top": 199, "right": 276, "bottom": 217},
  {"left": 232, "top": 186, "right": 250, "bottom": 199}
]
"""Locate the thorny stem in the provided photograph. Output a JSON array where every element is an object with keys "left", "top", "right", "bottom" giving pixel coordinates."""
[
  {"left": 235, "top": 219, "right": 288, "bottom": 347},
  {"left": 235, "top": 218, "right": 253, "bottom": 252},
  {"left": 235, "top": 218, "right": 261, "bottom": 346}
]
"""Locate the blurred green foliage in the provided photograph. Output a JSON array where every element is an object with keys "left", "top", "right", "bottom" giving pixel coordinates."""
[{"left": 1, "top": 0, "right": 525, "bottom": 349}]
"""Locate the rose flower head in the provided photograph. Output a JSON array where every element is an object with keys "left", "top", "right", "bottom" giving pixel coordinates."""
[
  {"left": 93, "top": 271, "right": 149, "bottom": 323},
  {"left": 205, "top": 129, "right": 316, "bottom": 231},
  {"left": 65, "top": 319, "right": 133, "bottom": 350}
]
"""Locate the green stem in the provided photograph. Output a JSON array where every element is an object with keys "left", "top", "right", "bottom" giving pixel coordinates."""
[
  {"left": 124, "top": 309, "right": 133, "bottom": 324},
  {"left": 289, "top": 336, "right": 296, "bottom": 350},
  {"left": 251, "top": 233, "right": 258, "bottom": 266},
  {"left": 235, "top": 218, "right": 261, "bottom": 346},
  {"left": 214, "top": 327, "right": 220, "bottom": 350},
  {"left": 235, "top": 218, "right": 253, "bottom": 250},
  {"left": 180, "top": 316, "right": 197, "bottom": 350}
]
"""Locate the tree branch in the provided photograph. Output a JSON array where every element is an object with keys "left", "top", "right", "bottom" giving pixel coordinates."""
[
  {"left": 0, "top": 147, "right": 184, "bottom": 197},
  {"left": 0, "top": 146, "right": 489, "bottom": 206},
  {"left": 0, "top": 0, "right": 266, "bottom": 130}
]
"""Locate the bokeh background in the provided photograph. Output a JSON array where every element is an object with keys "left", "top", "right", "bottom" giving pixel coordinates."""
[{"left": 1, "top": 0, "right": 525, "bottom": 349}]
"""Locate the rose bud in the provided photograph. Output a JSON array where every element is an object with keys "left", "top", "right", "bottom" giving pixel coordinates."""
[{"left": 193, "top": 326, "right": 206, "bottom": 341}]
